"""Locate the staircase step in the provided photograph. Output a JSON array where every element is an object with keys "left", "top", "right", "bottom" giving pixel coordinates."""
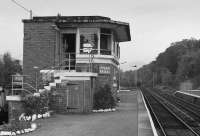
[
  {"left": 55, "top": 79, "right": 61, "bottom": 83},
  {"left": 49, "top": 82, "right": 56, "bottom": 86},
  {"left": 40, "top": 70, "right": 55, "bottom": 73},
  {"left": 44, "top": 86, "right": 51, "bottom": 91},
  {"left": 39, "top": 89, "right": 45, "bottom": 93}
]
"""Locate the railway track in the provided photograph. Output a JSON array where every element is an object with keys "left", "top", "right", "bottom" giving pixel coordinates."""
[
  {"left": 156, "top": 90, "right": 200, "bottom": 121},
  {"left": 142, "top": 88, "right": 200, "bottom": 136}
]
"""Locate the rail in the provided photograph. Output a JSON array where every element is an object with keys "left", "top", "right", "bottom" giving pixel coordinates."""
[
  {"left": 143, "top": 94, "right": 167, "bottom": 136},
  {"left": 154, "top": 89, "right": 200, "bottom": 122},
  {"left": 79, "top": 49, "right": 112, "bottom": 55},
  {"left": 11, "top": 75, "right": 35, "bottom": 95},
  {"left": 60, "top": 52, "right": 93, "bottom": 71},
  {"left": 141, "top": 88, "right": 200, "bottom": 136}
]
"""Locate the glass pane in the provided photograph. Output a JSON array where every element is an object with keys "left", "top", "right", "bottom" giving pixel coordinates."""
[
  {"left": 101, "top": 28, "right": 111, "bottom": 34},
  {"left": 100, "top": 34, "right": 111, "bottom": 55},
  {"left": 79, "top": 28, "right": 98, "bottom": 54}
]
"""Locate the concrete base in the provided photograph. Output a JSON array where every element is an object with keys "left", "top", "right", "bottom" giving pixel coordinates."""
[{"left": 6, "top": 95, "right": 24, "bottom": 124}]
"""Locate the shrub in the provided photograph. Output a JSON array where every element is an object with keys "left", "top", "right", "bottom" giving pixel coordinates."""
[
  {"left": 22, "top": 93, "right": 49, "bottom": 116},
  {"left": 93, "top": 84, "right": 116, "bottom": 110}
]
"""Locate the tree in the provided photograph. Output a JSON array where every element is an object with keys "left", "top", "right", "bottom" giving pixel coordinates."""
[
  {"left": 0, "top": 52, "right": 22, "bottom": 88},
  {"left": 135, "top": 38, "right": 200, "bottom": 89}
]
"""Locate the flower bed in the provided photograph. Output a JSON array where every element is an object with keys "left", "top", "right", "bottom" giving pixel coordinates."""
[
  {"left": 19, "top": 111, "right": 51, "bottom": 122},
  {"left": 0, "top": 111, "right": 51, "bottom": 135},
  {"left": 0, "top": 123, "right": 37, "bottom": 136},
  {"left": 92, "top": 108, "right": 116, "bottom": 113},
  {"left": 0, "top": 91, "right": 52, "bottom": 135}
]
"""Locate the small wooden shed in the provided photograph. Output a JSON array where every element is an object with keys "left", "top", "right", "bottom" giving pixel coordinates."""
[{"left": 49, "top": 72, "right": 97, "bottom": 113}]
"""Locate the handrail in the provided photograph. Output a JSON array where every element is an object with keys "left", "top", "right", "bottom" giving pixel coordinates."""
[
  {"left": 22, "top": 88, "right": 34, "bottom": 94},
  {"left": 79, "top": 49, "right": 112, "bottom": 55},
  {"left": 23, "top": 83, "right": 37, "bottom": 91},
  {"left": 60, "top": 52, "right": 93, "bottom": 71},
  {"left": 79, "top": 49, "right": 98, "bottom": 54},
  {"left": 62, "top": 51, "right": 118, "bottom": 57},
  {"left": 41, "top": 64, "right": 93, "bottom": 72},
  {"left": 8, "top": 88, "right": 33, "bottom": 96},
  {"left": 42, "top": 51, "right": 118, "bottom": 72}
]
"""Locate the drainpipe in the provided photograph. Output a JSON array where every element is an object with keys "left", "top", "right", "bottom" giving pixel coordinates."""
[{"left": 52, "top": 25, "right": 60, "bottom": 68}]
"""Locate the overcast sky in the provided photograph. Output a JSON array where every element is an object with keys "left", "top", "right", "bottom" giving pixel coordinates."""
[{"left": 1, "top": 0, "right": 200, "bottom": 70}]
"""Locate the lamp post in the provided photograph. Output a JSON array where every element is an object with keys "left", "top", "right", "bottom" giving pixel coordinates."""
[
  {"left": 33, "top": 66, "right": 39, "bottom": 92},
  {"left": 119, "top": 61, "right": 127, "bottom": 91},
  {"left": 132, "top": 65, "right": 137, "bottom": 89},
  {"left": 131, "top": 65, "right": 138, "bottom": 136}
]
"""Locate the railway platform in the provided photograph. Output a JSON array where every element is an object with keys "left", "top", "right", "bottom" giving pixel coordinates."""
[
  {"left": 138, "top": 90, "right": 157, "bottom": 136},
  {"left": 176, "top": 90, "right": 200, "bottom": 98}
]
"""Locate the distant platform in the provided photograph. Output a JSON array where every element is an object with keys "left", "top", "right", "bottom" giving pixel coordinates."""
[
  {"left": 175, "top": 90, "right": 200, "bottom": 98},
  {"left": 119, "top": 89, "right": 131, "bottom": 92},
  {"left": 174, "top": 90, "right": 200, "bottom": 105}
]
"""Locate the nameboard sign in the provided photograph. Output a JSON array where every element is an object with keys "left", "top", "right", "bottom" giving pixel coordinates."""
[{"left": 99, "top": 66, "right": 111, "bottom": 74}]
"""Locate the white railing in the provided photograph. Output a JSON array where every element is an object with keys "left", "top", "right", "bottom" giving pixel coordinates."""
[{"left": 60, "top": 52, "right": 94, "bottom": 72}]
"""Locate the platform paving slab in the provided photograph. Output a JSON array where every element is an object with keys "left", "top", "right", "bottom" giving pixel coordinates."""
[{"left": 21, "top": 90, "right": 155, "bottom": 136}]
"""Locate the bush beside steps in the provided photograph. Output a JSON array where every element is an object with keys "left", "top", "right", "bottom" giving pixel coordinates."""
[{"left": 93, "top": 84, "right": 117, "bottom": 112}]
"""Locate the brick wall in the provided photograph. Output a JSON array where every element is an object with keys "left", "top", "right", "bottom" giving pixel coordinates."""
[
  {"left": 23, "top": 22, "right": 56, "bottom": 89},
  {"left": 76, "top": 63, "right": 119, "bottom": 98},
  {"left": 8, "top": 100, "right": 24, "bottom": 124}
]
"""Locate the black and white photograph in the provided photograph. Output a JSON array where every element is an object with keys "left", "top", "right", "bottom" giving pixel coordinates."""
[{"left": 1, "top": 0, "right": 200, "bottom": 136}]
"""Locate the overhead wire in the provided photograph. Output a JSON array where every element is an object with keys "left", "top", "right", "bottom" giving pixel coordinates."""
[{"left": 11, "top": 0, "right": 37, "bottom": 18}]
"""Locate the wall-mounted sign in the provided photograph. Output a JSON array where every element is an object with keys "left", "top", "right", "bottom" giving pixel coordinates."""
[
  {"left": 83, "top": 48, "right": 92, "bottom": 53},
  {"left": 83, "top": 43, "right": 93, "bottom": 53},
  {"left": 83, "top": 43, "right": 92, "bottom": 48},
  {"left": 99, "top": 66, "right": 111, "bottom": 74}
]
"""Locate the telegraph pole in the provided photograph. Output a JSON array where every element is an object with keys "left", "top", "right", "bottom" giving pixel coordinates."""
[
  {"left": 152, "top": 72, "right": 157, "bottom": 88},
  {"left": 11, "top": 0, "right": 34, "bottom": 19},
  {"left": 119, "top": 61, "right": 127, "bottom": 91}
]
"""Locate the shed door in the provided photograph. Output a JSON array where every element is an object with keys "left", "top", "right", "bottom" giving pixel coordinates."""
[{"left": 66, "top": 82, "right": 82, "bottom": 110}]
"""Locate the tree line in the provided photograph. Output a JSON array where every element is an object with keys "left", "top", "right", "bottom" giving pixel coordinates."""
[{"left": 120, "top": 38, "right": 200, "bottom": 89}]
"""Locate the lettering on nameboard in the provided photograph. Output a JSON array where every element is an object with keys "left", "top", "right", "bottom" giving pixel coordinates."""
[{"left": 99, "top": 66, "right": 111, "bottom": 74}]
